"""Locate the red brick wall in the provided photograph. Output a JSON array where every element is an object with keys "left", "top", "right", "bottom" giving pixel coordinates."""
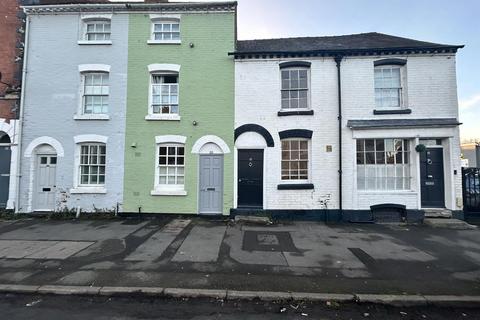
[{"left": 0, "top": 0, "right": 22, "bottom": 122}]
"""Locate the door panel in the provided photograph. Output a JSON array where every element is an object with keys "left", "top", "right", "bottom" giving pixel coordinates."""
[
  {"left": 238, "top": 149, "right": 263, "bottom": 208},
  {"left": 0, "top": 145, "right": 11, "bottom": 208},
  {"left": 199, "top": 155, "right": 223, "bottom": 214},
  {"left": 420, "top": 148, "right": 445, "bottom": 208},
  {"left": 34, "top": 155, "right": 57, "bottom": 211}
]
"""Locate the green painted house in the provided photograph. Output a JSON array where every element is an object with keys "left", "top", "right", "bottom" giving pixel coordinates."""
[{"left": 123, "top": 2, "right": 236, "bottom": 215}]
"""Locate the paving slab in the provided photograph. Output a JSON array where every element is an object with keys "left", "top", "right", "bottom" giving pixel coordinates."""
[
  {"left": 26, "top": 241, "right": 94, "bottom": 259},
  {"left": 0, "top": 240, "right": 57, "bottom": 259},
  {"left": 0, "top": 221, "right": 148, "bottom": 241},
  {"left": 172, "top": 225, "right": 226, "bottom": 263},
  {"left": 125, "top": 219, "right": 191, "bottom": 262}
]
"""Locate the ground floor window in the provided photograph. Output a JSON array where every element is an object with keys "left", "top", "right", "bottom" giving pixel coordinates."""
[
  {"left": 356, "top": 138, "right": 410, "bottom": 190},
  {"left": 79, "top": 143, "right": 106, "bottom": 185},
  {"left": 157, "top": 144, "right": 185, "bottom": 187},
  {"left": 281, "top": 139, "right": 309, "bottom": 180}
]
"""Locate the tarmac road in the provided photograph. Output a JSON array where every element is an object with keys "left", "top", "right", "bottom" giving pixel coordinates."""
[{"left": 1, "top": 293, "right": 479, "bottom": 320}]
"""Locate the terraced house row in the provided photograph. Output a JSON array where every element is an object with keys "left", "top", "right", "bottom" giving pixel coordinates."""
[{"left": 2, "top": 0, "right": 464, "bottom": 222}]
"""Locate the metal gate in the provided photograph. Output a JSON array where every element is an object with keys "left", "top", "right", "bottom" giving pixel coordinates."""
[{"left": 462, "top": 167, "right": 480, "bottom": 214}]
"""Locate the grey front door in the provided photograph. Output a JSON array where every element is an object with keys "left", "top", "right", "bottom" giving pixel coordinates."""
[
  {"left": 420, "top": 148, "right": 445, "bottom": 208},
  {"left": 0, "top": 145, "right": 11, "bottom": 208},
  {"left": 199, "top": 155, "right": 223, "bottom": 214},
  {"left": 34, "top": 155, "right": 57, "bottom": 211}
]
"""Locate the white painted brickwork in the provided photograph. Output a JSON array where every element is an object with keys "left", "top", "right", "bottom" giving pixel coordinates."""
[{"left": 235, "top": 54, "right": 462, "bottom": 211}]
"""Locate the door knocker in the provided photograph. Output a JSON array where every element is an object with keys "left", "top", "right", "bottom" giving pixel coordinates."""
[{"left": 427, "top": 159, "right": 433, "bottom": 165}]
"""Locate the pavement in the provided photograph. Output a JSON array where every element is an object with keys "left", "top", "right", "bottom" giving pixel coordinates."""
[{"left": 0, "top": 217, "right": 480, "bottom": 303}]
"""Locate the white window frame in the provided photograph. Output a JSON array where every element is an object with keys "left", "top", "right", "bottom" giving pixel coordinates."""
[
  {"left": 74, "top": 65, "right": 111, "bottom": 121},
  {"left": 356, "top": 138, "right": 411, "bottom": 192},
  {"left": 78, "top": 15, "right": 112, "bottom": 45},
  {"left": 145, "top": 64, "right": 181, "bottom": 121},
  {"left": 280, "top": 67, "right": 310, "bottom": 111},
  {"left": 151, "top": 135, "right": 187, "bottom": 196},
  {"left": 280, "top": 138, "right": 311, "bottom": 182},
  {"left": 147, "top": 15, "right": 181, "bottom": 45},
  {"left": 70, "top": 135, "right": 108, "bottom": 194},
  {"left": 374, "top": 65, "right": 407, "bottom": 109}
]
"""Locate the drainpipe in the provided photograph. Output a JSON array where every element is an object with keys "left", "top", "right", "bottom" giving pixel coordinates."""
[
  {"left": 14, "top": 13, "right": 30, "bottom": 214},
  {"left": 334, "top": 55, "right": 344, "bottom": 219}
]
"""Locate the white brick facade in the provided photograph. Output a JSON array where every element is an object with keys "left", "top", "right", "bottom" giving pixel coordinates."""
[{"left": 235, "top": 53, "right": 463, "bottom": 213}]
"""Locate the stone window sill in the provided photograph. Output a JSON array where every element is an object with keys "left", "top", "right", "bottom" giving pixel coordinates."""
[
  {"left": 278, "top": 110, "right": 314, "bottom": 116},
  {"left": 77, "top": 40, "right": 112, "bottom": 45},
  {"left": 145, "top": 114, "right": 181, "bottom": 121},
  {"left": 70, "top": 187, "right": 107, "bottom": 194},
  {"left": 373, "top": 108, "right": 412, "bottom": 115},
  {"left": 277, "top": 183, "right": 314, "bottom": 190},
  {"left": 150, "top": 189, "right": 187, "bottom": 196},
  {"left": 147, "top": 40, "right": 181, "bottom": 45},
  {"left": 74, "top": 114, "right": 110, "bottom": 121}
]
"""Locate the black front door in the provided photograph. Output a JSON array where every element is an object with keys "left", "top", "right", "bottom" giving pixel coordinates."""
[
  {"left": 420, "top": 148, "right": 445, "bottom": 208},
  {"left": 238, "top": 149, "right": 263, "bottom": 208}
]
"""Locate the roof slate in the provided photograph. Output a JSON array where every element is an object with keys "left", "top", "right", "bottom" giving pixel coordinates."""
[
  {"left": 235, "top": 32, "right": 463, "bottom": 54},
  {"left": 347, "top": 118, "right": 461, "bottom": 129}
]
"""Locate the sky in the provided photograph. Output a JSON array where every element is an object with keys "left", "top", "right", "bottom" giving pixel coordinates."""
[{"left": 119, "top": 0, "right": 479, "bottom": 141}]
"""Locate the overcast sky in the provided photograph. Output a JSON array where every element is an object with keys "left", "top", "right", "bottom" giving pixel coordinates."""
[{"left": 117, "top": 0, "right": 479, "bottom": 140}]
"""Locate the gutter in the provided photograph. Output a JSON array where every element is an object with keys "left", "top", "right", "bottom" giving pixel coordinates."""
[
  {"left": 15, "top": 14, "right": 30, "bottom": 213},
  {"left": 334, "top": 55, "right": 343, "bottom": 217},
  {"left": 228, "top": 45, "right": 465, "bottom": 57}
]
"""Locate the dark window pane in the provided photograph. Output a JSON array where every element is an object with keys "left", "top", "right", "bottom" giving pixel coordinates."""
[
  {"left": 159, "top": 157, "right": 166, "bottom": 165},
  {"left": 365, "top": 139, "right": 375, "bottom": 151},
  {"left": 50, "top": 157, "right": 57, "bottom": 164},
  {"left": 168, "top": 147, "right": 176, "bottom": 155},
  {"left": 396, "top": 152, "right": 403, "bottom": 164},
  {"left": 159, "top": 147, "right": 167, "bottom": 156},
  {"left": 178, "top": 147, "right": 184, "bottom": 155},
  {"left": 177, "top": 157, "right": 184, "bottom": 165},
  {"left": 365, "top": 152, "right": 375, "bottom": 164},
  {"left": 376, "top": 139, "right": 385, "bottom": 151},
  {"left": 168, "top": 157, "right": 175, "bottom": 165},
  {"left": 356, "top": 152, "right": 365, "bottom": 164},
  {"left": 164, "top": 75, "right": 178, "bottom": 83},
  {"left": 356, "top": 140, "right": 364, "bottom": 152},
  {"left": 376, "top": 152, "right": 385, "bottom": 164}
]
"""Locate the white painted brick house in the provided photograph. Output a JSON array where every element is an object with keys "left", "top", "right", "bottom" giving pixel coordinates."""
[{"left": 232, "top": 33, "right": 464, "bottom": 221}]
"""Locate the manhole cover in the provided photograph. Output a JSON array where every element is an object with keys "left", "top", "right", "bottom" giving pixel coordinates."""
[{"left": 242, "top": 231, "right": 299, "bottom": 252}]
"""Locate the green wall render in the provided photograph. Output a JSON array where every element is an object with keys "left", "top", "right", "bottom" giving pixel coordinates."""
[{"left": 123, "top": 13, "right": 235, "bottom": 214}]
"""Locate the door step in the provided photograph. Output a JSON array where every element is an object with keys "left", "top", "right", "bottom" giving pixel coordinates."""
[
  {"left": 423, "top": 209, "right": 452, "bottom": 218},
  {"left": 234, "top": 215, "right": 272, "bottom": 225},
  {"left": 424, "top": 218, "right": 477, "bottom": 230}
]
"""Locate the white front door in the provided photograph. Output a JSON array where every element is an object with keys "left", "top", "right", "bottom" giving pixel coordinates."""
[{"left": 34, "top": 155, "right": 57, "bottom": 211}]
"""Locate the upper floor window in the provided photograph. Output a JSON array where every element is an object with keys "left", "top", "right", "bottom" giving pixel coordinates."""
[
  {"left": 148, "top": 16, "right": 181, "bottom": 44},
  {"left": 374, "top": 66, "right": 403, "bottom": 108},
  {"left": 281, "top": 139, "right": 309, "bottom": 180},
  {"left": 85, "top": 20, "right": 111, "bottom": 41},
  {"left": 151, "top": 73, "right": 179, "bottom": 115},
  {"left": 281, "top": 68, "right": 309, "bottom": 109},
  {"left": 83, "top": 72, "right": 109, "bottom": 115},
  {"left": 153, "top": 20, "right": 180, "bottom": 41}
]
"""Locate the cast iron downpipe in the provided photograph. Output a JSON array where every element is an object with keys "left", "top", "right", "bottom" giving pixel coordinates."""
[{"left": 334, "top": 55, "right": 344, "bottom": 219}]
